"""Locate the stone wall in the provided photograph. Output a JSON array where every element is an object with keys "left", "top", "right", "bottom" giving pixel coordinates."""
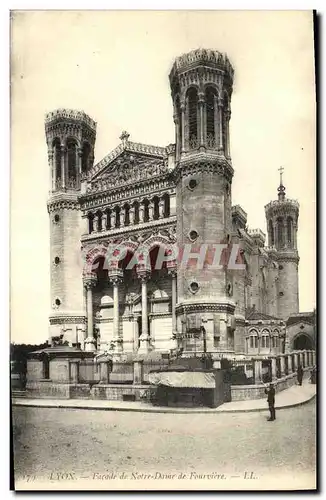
[
  {"left": 231, "top": 372, "right": 298, "bottom": 401},
  {"left": 91, "top": 384, "right": 154, "bottom": 401}
]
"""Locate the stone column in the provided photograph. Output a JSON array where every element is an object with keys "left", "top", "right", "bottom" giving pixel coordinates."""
[
  {"left": 217, "top": 97, "right": 223, "bottom": 153},
  {"left": 77, "top": 147, "right": 83, "bottom": 187},
  {"left": 60, "top": 144, "right": 66, "bottom": 189},
  {"left": 287, "top": 354, "right": 293, "bottom": 374},
  {"left": 225, "top": 109, "right": 231, "bottom": 159},
  {"left": 254, "top": 359, "right": 262, "bottom": 384},
  {"left": 84, "top": 276, "right": 97, "bottom": 351},
  {"left": 180, "top": 103, "right": 185, "bottom": 153},
  {"left": 101, "top": 212, "right": 107, "bottom": 231},
  {"left": 293, "top": 223, "right": 298, "bottom": 250},
  {"left": 99, "top": 361, "right": 110, "bottom": 384},
  {"left": 309, "top": 350, "right": 313, "bottom": 367},
  {"left": 174, "top": 114, "right": 180, "bottom": 161},
  {"left": 169, "top": 269, "right": 177, "bottom": 337},
  {"left": 93, "top": 214, "right": 99, "bottom": 233},
  {"left": 109, "top": 270, "right": 124, "bottom": 352},
  {"left": 137, "top": 271, "right": 151, "bottom": 353},
  {"left": 133, "top": 360, "right": 143, "bottom": 385},
  {"left": 69, "top": 361, "right": 79, "bottom": 383},
  {"left": 271, "top": 356, "right": 277, "bottom": 380},
  {"left": 110, "top": 210, "right": 116, "bottom": 229},
  {"left": 214, "top": 95, "right": 219, "bottom": 147},
  {"left": 280, "top": 355, "right": 285, "bottom": 377},
  {"left": 120, "top": 207, "right": 125, "bottom": 228},
  {"left": 306, "top": 351, "right": 310, "bottom": 367},
  {"left": 273, "top": 220, "right": 278, "bottom": 249},
  {"left": 133, "top": 316, "right": 140, "bottom": 351},
  {"left": 312, "top": 351, "right": 316, "bottom": 366},
  {"left": 198, "top": 93, "right": 205, "bottom": 148},
  {"left": 293, "top": 352, "right": 299, "bottom": 370},
  {"left": 148, "top": 200, "right": 154, "bottom": 221},
  {"left": 158, "top": 198, "right": 165, "bottom": 219},
  {"left": 48, "top": 149, "right": 54, "bottom": 191},
  {"left": 129, "top": 206, "right": 135, "bottom": 225},
  {"left": 139, "top": 201, "right": 145, "bottom": 223}
]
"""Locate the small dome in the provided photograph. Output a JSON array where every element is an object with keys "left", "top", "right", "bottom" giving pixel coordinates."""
[
  {"left": 101, "top": 295, "right": 113, "bottom": 305},
  {"left": 152, "top": 289, "right": 169, "bottom": 299}
]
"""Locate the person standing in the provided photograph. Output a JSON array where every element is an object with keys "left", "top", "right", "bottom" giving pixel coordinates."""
[
  {"left": 297, "top": 364, "right": 304, "bottom": 386},
  {"left": 265, "top": 383, "right": 276, "bottom": 421}
]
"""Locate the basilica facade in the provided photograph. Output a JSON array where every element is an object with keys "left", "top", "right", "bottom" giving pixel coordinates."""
[{"left": 45, "top": 49, "right": 314, "bottom": 359}]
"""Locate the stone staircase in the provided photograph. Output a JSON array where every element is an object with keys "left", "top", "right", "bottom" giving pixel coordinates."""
[{"left": 11, "top": 389, "right": 27, "bottom": 399}]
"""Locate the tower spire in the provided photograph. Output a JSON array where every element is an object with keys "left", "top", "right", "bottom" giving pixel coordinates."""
[{"left": 277, "top": 166, "right": 286, "bottom": 201}]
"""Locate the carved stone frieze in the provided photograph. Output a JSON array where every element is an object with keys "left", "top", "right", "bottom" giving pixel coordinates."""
[
  {"left": 175, "top": 301, "right": 236, "bottom": 315},
  {"left": 87, "top": 154, "right": 169, "bottom": 196},
  {"left": 47, "top": 199, "right": 80, "bottom": 213},
  {"left": 49, "top": 315, "right": 87, "bottom": 325}
]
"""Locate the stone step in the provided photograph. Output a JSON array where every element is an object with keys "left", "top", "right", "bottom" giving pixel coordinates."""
[{"left": 12, "top": 390, "right": 27, "bottom": 398}]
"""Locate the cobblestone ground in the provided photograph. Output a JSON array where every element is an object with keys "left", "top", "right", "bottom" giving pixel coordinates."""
[{"left": 12, "top": 400, "right": 316, "bottom": 490}]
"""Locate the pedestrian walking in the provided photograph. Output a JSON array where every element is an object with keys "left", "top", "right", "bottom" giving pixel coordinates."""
[
  {"left": 264, "top": 383, "right": 276, "bottom": 421},
  {"left": 297, "top": 364, "right": 304, "bottom": 386}
]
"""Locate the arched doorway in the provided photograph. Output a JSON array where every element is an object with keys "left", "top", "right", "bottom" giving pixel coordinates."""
[{"left": 293, "top": 334, "right": 313, "bottom": 350}]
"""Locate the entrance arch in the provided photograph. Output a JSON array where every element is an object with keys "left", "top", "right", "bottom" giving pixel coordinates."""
[{"left": 293, "top": 334, "right": 314, "bottom": 350}]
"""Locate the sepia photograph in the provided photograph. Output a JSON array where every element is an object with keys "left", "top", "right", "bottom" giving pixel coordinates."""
[{"left": 10, "top": 9, "right": 317, "bottom": 491}]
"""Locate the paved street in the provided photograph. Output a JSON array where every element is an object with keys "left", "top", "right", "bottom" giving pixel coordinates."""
[{"left": 12, "top": 400, "right": 316, "bottom": 490}]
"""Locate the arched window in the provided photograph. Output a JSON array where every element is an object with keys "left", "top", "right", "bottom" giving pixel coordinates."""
[
  {"left": 277, "top": 217, "right": 284, "bottom": 248},
  {"left": 249, "top": 330, "right": 258, "bottom": 349},
  {"left": 287, "top": 217, "right": 293, "bottom": 246},
  {"left": 53, "top": 139, "right": 61, "bottom": 187},
  {"left": 153, "top": 197, "right": 160, "bottom": 221},
  {"left": 143, "top": 199, "right": 149, "bottom": 223},
  {"left": 67, "top": 140, "right": 77, "bottom": 187},
  {"left": 205, "top": 86, "right": 217, "bottom": 146},
  {"left": 133, "top": 201, "right": 140, "bottom": 224},
  {"left": 96, "top": 211, "right": 102, "bottom": 232},
  {"left": 187, "top": 88, "right": 198, "bottom": 148},
  {"left": 175, "top": 95, "right": 182, "bottom": 154},
  {"left": 114, "top": 206, "right": 120, "bottom": 228},
  {"left": 82, "top": 142, "right": 91, "bottom": 174},
  {"left": 163, "top": 193, "right": 170, "bottom": 218},
  {"left": 269, "top": 220, "right": 274, "bottom": 246},
  {"left": 105, "top": 208, "right": 111, "bottom": 230},
  {"left": 124, "top": 204, "right": 130, "bottom": 226},
  {"left": 261, "top": 331, "right": 270, "bottom": 349},
  {"left": 88, "top": 212, "right": 94, "bottom": 234}
]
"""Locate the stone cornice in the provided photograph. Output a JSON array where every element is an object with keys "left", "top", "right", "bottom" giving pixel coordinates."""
[
  {"left": 276, "top": 251, "right": 300, "bottom": 263},
  {"left": 45, "top": 109, "right": 97, "bottom": 130},
  {"left": 79, "top": 176, "right": 175, "bottom": 210},
  {"left": 175, "top": 300, "right": 236, "bottom": 315},
  {"left": 81, "top": 216, "right": 176, "bottom": 243},
  {"left": 265, "top": 199, "right": 299, "bottom": 217},
  {"left": 175, "top": 153, "right": 234, "bottom": 183},
  {"left": 169, "top": 49, "right": 234, "bottom": 85},
  {"left": 49, "top": 316, "right": 86, "bottom": 325},
  {"left": 47, "top": 197, "right": 80, "bottom": 213}
]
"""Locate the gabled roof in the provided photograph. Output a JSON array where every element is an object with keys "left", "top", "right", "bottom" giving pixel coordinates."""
[
  {"left": 246, "top": 308, "right": 280, "bottom": 322},
  {"left": 286, "top": 312, "right": 315, "bottom": 327},
  {"left": 89, "top": 136, "right": 169, "bottom": 181}
]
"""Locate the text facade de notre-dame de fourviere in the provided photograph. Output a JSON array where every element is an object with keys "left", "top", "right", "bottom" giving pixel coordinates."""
[{"left": 45, "top": 49, "right": 315, "bottom": 359}]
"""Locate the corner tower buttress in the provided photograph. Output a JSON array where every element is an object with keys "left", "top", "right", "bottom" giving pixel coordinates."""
[
  {"left": 45, "top": 109, "right": 97, "bottom": 345},
  {"left": 265, "top": 170, "right": 299, "bottom": 320},
  {"left": 170, "top": 49, "right": 236, "bottom": 355}
]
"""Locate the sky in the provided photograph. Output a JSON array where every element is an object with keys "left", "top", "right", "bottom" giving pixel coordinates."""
[{"left": 10, "top": 10, "right": 316, "bottom": 344}]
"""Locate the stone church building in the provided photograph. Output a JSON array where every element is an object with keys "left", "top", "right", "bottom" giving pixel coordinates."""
[{"left": 45, "top": 49, "right": 315, "bottom": 359}]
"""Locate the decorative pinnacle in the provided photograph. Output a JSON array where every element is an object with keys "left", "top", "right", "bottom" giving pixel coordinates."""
[
  {"left": 277, "top": 166, "right": 286, "bottom": 201},
  {"left": 119, "top": 131, "right": 130, "bottom": 143}
]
